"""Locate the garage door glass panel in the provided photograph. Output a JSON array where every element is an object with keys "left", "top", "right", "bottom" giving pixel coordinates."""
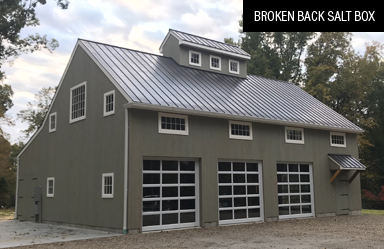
[
  {"left": 218, "top": 161, "right": 263, "bottom": 225},
  {"left": 277, "top": 163, "right": 314, "bottom": 219},
  {"left": 142, "top": 159, "right": 198, "bottom": 231}
]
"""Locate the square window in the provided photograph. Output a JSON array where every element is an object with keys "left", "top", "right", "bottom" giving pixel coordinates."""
[
  {"left": 158, "top": 112, "right": 189, "bottom": 135},
  {"left": 285, "top": 127, "right": 304, "bottom": 144},
  {"left": 229, "top": 120, "right": 252, "bottom": 140},
  {"left": 104, "top": 90, "right": 115, "bottom": 116},
  {"left": 330, "top": 132, "right": 346, "bottom": 147},
  {"left": 229, "top": 60, "right": 239, "bottom": 74},
  {"left": 189, "top": 51, "right": 201, "bottom": 67},
  {"left": 70, "top": 82, "right": 86, "bottom": 123},
  {"left": 102, "top": 173, "right": 114, "bottom": 198},
  {"left": 210, "top": 55, "right": 221, "bottom": 70},
  {"left": 47, "top": 177, "right": 55, "bottom": 197},
  {"left": 49, "top": 112, "right": 57, "bottom": 133}
]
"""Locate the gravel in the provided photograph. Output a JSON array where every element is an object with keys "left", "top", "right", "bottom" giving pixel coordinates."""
[{"left": 10, "top": 214, "right": 384, "bottom": 249}]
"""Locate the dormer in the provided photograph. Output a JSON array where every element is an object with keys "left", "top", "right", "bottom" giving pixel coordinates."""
[{"left": 159, "top": 29, "right": 250, "bottom": 78}]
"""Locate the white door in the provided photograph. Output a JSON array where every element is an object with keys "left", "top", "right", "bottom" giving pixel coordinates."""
[{"left": 142, "top": 159, "right": 199, "bottom": 231}]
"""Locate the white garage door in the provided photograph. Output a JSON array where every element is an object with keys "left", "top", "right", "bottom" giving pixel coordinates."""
[
  {"left": 142, "top": 159, "right": 199, "bottom": 231},
  {"left": 277, "top": 163, "right": 314, "bottom": 219},
  {"left": 218, "top": 161, "right": 263, "bottom": 225}
]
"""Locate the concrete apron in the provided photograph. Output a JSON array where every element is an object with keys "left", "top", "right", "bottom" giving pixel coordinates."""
[{"left": 0, "top": 220, "right": 120, "bottom": 248}]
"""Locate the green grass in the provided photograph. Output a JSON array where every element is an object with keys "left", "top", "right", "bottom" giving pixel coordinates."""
[
  {"left": 362, "top": 209, "right": 384, "bottom": 215},
  {"left": 0, "top": 208, "right": 14, "bottom": 221}
]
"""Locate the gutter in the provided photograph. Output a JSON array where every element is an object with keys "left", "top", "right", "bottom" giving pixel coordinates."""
[
  {"left": 15, "top": 157, "right": 20, "bottom": 219},
  {"left": 123, "top": 102, "right": 364, "bottom": 135},
  {"left": 123, "top": 107, "right": 129, "bottom": 234}
]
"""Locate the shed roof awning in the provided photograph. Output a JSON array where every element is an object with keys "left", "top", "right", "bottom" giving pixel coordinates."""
[{"left": 328, "top": 154, "right": 366, "bottom": 170}]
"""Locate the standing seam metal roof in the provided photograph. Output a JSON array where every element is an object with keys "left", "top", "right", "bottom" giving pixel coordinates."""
[
  {"left": 80, "top": 39, "right": 362, "bottom": 132},
  {"left": 328, "top": 154, "right": 366, "bottom": 169}
]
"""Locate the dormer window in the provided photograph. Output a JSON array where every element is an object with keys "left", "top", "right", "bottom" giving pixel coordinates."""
[
  {"left": 229, "top": 60, "right": 239, "bottom": 74},
  {"left": 189, "top": 51, "right": 201, "bottom": 67},
  {"left": 210, "top": 55, "right": 221, "bottom": 71}
]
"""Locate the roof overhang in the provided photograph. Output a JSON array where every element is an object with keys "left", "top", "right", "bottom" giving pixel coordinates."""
[{"left": 124, "top": 102, "right": 364, "bottom": 134}]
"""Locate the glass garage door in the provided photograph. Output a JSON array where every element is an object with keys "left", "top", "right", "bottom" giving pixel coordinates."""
[
  {"left": 218, "top": 161, "right": 263, "bottom": 225},
  {"left": 142, "top": 159, "right": 199, "bottom": 231},
  {"left": 277, "top": 163, "right": 314, "bottom": 219}
]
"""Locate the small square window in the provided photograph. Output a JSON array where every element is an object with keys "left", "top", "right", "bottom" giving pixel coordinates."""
[
  {"left": 47, "top": 177, "right": 55, "bottom": 197},
  {"left": 102, "top": 173, "right": 114, "bottom": 198},
  {"left": 330, "top": 132, "right": 346, "bottom": 147},
  {"left": 229, "top": 120, "right": 252, "bottom": 140},
  {"left": 229, "top": 60, "right": 239, "bottom": 74},
  {"left": 285, "top": 127, "right": 304, "bottom": 144},
  {"left": 158, "top": 112, "right": 189, "bottom": 135},
  {"left": 189, "top": 51, "right": 201, "bottom": 67},
  {"left": 104, "top": 90, "right": 115, "bottom": 116},
  {"left": 49, "top": 112, "right": 57, "bottom": 133},
  {"left": 210, "top": 55, "right": 221, "bottom": 71},
  {"left": 70, "top": 82, "right": 86, "bottom": 123}
]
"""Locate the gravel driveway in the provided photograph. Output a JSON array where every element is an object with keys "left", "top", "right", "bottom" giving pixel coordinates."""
[{"left": 10, "top": 214, "right": 384, "bottom": 249}]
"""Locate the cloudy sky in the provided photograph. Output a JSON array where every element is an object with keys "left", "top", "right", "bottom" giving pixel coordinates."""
[{"left": 2, "top": 0, "right": 384, "bottom": 143}]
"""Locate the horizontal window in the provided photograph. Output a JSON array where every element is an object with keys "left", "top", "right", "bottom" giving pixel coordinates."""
[
  {"left": 330, "top": 132, "right": 346, "bottom": 147},
  {"left": 285, "top": 127, "right": 304, "bottom": 144},
  {"left": 229, "top": 120, "right": 252, "bottom": 140},
  {"left": 158, "top": 112, "right": 189, "bottom": 135}
]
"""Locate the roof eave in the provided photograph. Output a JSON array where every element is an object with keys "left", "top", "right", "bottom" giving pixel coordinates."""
[{"left": 124, "top": 102, "right": 364, "bottom": 134}]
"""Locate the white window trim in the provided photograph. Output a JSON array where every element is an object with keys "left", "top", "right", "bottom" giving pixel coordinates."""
[
  {"left": 330, "top": 132, "right": 346, "bottom": 147},
  {"left": 285, "top": 127, "right": 304, "bottom": 144},
  {"left": 158, "top": 112, "right": 189, "bottom": 135},
  {"left": 47, "top": 177, "right": 55, "bottom": 198},
  {"left": 69, "top": 81, "right": 87, "bottom": 124},
  {"left": 228, "top": 59, "right": 240, "bottom": 74},
  {"left": 49, "top": 112, "right": 57, "bottom": 133},
  {"left": 229, "top": 120, "right": 253, "bottom": 140},
  {"left": 102, "top": 173, "right": 114, "bottom": 198},
  {"left": 189, "top": 50, "right": 201, "bottom": 67},
  {"left": 103, "top": 90, "right": 115, "bottom": 117},
  {"left": 209, "top": 55, "right": 221, "bottom": 71}
]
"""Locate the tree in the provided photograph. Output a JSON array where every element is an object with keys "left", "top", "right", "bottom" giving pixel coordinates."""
[
  {"left": 0, "top": 0, "right": 69, "bottom": 82},
  {"left": 17, "top": 86, "right": 55, "bottom": 138},
  {"left": 0, "top": 135, "right": 12, "bottom": 207},
  {"left": 0, "top": 84, "right": 14, "bottom": 135}
]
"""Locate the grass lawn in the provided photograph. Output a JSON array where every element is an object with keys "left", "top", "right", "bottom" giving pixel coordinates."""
[
  {"left": 0, "top": 208, "right": 15, "bottom": 221},
  {"left": 362, "top": 209, "right": 384, "bottom": 215}
]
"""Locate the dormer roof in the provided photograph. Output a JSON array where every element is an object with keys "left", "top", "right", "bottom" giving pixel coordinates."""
[{"left": 159, "top": 29, "right": 251, "bottom": 60}]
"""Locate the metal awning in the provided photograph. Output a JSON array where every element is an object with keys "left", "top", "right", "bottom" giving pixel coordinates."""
[{"left": 328, "top": 154, "right": 366, "bottom": 184}]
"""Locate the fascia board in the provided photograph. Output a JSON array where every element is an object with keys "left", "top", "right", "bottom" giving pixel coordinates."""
[{"left": 124, "top": 102, "right": 364, "bottom": 135}]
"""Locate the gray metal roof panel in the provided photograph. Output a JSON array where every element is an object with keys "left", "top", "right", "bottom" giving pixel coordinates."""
[
  {"left": 81, "top": 39, "right": 363, "bottom": 132},
  {"left": 328, "top": 154, "right": 366, "bottom": 169},
  {"left": 170, "top": 29, "right": 250, "bottom": 57}
]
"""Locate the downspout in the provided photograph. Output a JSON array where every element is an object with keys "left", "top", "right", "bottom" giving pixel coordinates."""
[
  {"left": 123, "top": 107, "right": 129, "bottom": 234},
  {"left": 15, "top": 157, "right": 20, "bottom": 219}
]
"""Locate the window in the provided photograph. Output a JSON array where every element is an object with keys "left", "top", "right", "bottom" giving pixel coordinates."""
[
  {"left": 229, "top": 60, "right": 239, "bottom": 74},
  {"left": 102, "top": 173, "right": 114, "bottom": 198},
  {"left": 158, "top": 112, "right": 189, "bottom": 135},
  {"left": 70, "top": 82, "right": 86, "bottom": 123},
  {"left": 189, "top": 51, "right": 201, "bottom": 67},
  {"left": 285, "top": 127, "right": 304, "bottom": 144},
  {"left": 330, "top": 132, "right": 346, "bottom": 147},
  {"left": 229, "top": 120, "right": 252, "bottom": 140},
  {"left": 47, "top": 177, "right": 55, "bottom": 197},
  {"left": 103, "top": 90, "right": 115, "bottom": 116},
  {"left": 49, "top": 112, "right": 57, "bottom": 133},
  {"left": 210, "top": 55, "right": 221, "bottom": 70}
]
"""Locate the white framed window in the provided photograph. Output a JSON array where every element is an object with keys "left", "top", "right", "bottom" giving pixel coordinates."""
[
  {"left": 229, "top": 60, "right": 240, "bottom": 74},
  {"left": 49, "top": 112, "right": 57, "bottom": 133},
  {"left": 102, "top": 173, "right": 114, "bottom": 198},
  {"left": 70, "top": 82, "right": 86, "bottom": 123},
  {"left": 189, "top": 51, "right": 201, "bottom": 67},
  {"left": 210, "top": 55, "right": 221, "bottom": 71},
  {"left": 158, "top": 112, "right": 189, "bottom": 135},
  {"left": 47, "top": 177, "right": 55, "bottom": 198},
  {"left": 103, "top": 90, "right": 115, "bottom": 116},
  {"left": 330, "top": 132, "right": 346, "bottom": 147},
  {"left": 285, "top": 127, "right": 304, "bottom": 144},
  {"left": 229, "top": 120, "right": 252, "bottom": 140}
]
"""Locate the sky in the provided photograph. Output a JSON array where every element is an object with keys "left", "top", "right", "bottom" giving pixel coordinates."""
[{"left": 2, "top": 0, "right": 384, "bottom": 143}]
